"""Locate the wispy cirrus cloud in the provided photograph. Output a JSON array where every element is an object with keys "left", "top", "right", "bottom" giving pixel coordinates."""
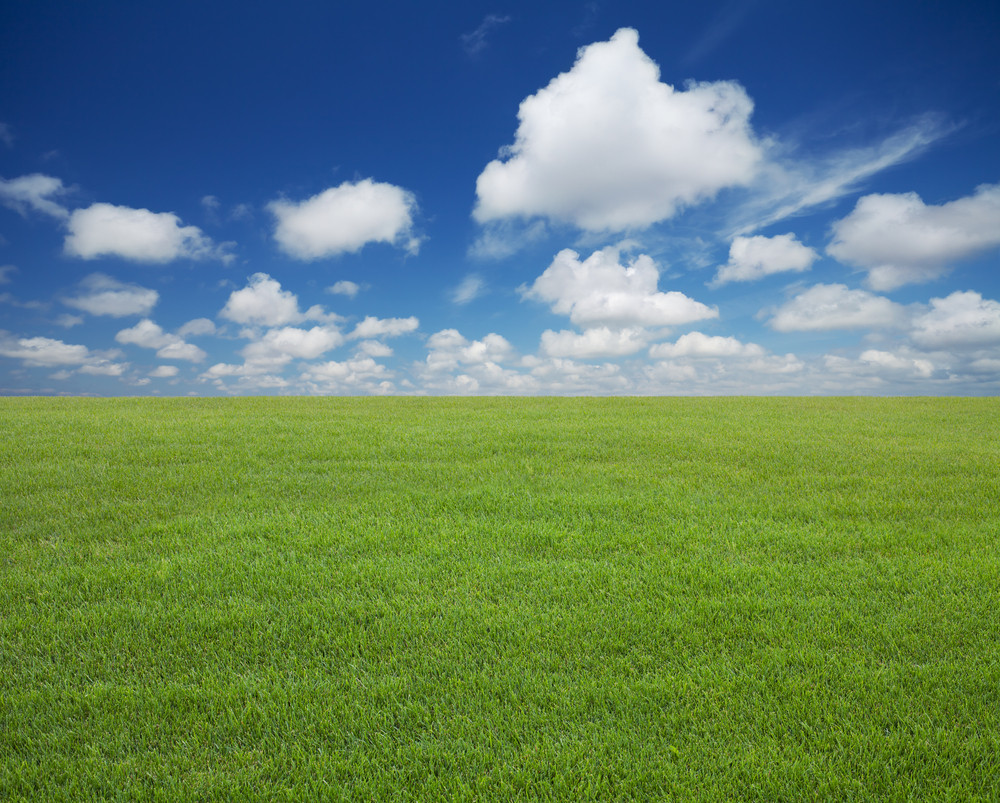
[{"left": 460, "top": 14, "right": 511, "bottom": 57}]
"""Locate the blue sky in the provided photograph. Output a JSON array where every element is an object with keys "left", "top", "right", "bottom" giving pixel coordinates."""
[{"left": 2, "top": 0, "right": 999, "bottom": 395}]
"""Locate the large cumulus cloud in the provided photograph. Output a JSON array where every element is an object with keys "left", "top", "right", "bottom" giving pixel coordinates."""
[{"left": 474, "top": 28, "right": 762, "bottom": 232}]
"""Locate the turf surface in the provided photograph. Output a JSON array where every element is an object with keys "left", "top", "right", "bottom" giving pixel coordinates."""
[{"left": 2, "top": 397, "right": 998, "bottom": 800}]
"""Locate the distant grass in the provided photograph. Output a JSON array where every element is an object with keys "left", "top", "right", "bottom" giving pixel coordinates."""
[{"left": 1, "top": 396, "right": 998, "bottom": 801}]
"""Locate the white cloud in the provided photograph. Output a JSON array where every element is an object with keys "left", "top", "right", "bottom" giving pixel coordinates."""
[
  {"left": 65, "top": 203, "right": 231, "bottom": 263},
  {"left": 150, "top": 365, "right": 180, "bottom": 378},
  {"left": 220, "top": 273, "right": 306, "bottom": 327},
  {"left": 642, "top": 360, "right": 698, "bottom": 385},
  {"left": 349, "top": 315, "right": 419, "bottom": 340},
  {"left": 299, "top": 357, "right": 396, "bottom": 395},
  {"left": 418, "top": 340, "right": 538, "bottom": 394},
  {"left": 302, "top": 356, "right": 390, "bottom": 383},
  {"left": 451, "top": 274, "right": 486, "bottom": 305},
  {"left": 78, "top": 361, "right": 128, "bottom": 377},
  {"left": 241, "top": 325, "right": 344, "bottom": 366},
  {"left": 177, "top": 317, "right": 216, "bottom": 337},
  {"left": 200, "top": 361, "right": 292, "bottom": 390},
  {"left": 424, "top": 329, "right": 515, "bottom": 372},
  {"left": 859, "top": 349, "right": 934, "bottom": 378},
  {"left": 0, "top": 123, "right": 13, "bottom": 148},
  {"left": 0, "top": 265, "right": 14, "bottom": 284},
  {"left": 745, "top": 354, "right": 804, "bottom": 375},
  {"left": 521, "top": 355, "right": 628, "bottom": 394},
  {"left": 0, "top": 173, "right": 69, "bottom": 219},
  {"left": 522, "top": 247, "right": 718, "bottom": 328},
  {"left": 649, "top": 331, "right": 765, "bottom": 359},
  {"left": 909, "top": 291, "right": 1000, "bottom": 350},
  {"left": 62, "top": 273, "right": 159, "bottom": 317},
  {"left": 356, "top": 340, "right": 393, "bottom": 358},
  {"left": 0, "top": 332, "right": 123, "bottom": 369},
  {"left": 474, "top": 28, "right": 761, "bottom": 231},
  {"left": 155, "top": 341, "right": 207, "bottom": 362},
  {"left": 711, "top": 233, "right": 817, "bottom": 286},
  {"left": 269, "top": 179, "right": 419, "bottom": 259},
  {"left": 540, "top": 326, "right": 649, "bottom": 358},
  {"left": 114, "top": 319, "right": 207, "bottom": 362},
  {"left": 201, "top": 362, "right": 251, "bottom": 379},
  {"left": 328, "top": 280, "right": 361, "bottom": 298},
  {"left": 828, "top": 183, "right": 1000, "bottom": 290},
  {"left": 114, "top": 319, "right": 174, "bottom": 349},
  {"left": 767, "top": 283, "right": 909, "bottom": 332},
  {"left": 0, "top": 335, "right": 90, "bottom": 366}
]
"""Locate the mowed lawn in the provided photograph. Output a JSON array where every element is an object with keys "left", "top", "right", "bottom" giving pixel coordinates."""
[{"left": 1, "top": 396, "right": 998, "bottom": 801}]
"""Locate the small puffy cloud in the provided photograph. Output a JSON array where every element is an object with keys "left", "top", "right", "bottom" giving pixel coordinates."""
[
  {"left": 356, "top": 340, "right": 393, "bottom": 358},
  {"left": 115, "top": 319, "right": 174, "bottom": 349},
  {"left": 177, "top": 317, "right": 216, "bottom": 337},
  {"left": 328, "top": 280, "right": 361, "bottom": 298},
  {"left": 711, "top": 233, "right": 817, "bottom": 286},
  {"left": 521, "top": 355, "right": 628, "bottom": 395},
  {"left": 746, "top": 354, "right": 804, "bottom": 375},
  {"left": 0, "top": 332, "right": 123, "bottom": 369},
  {"left": 156, "top": 341, "right": 207, "bottom": 361},
  {"left": 78, "top": 361, "right": 128, "bottom": 377},
  {"left": 859, "top": 349, "right": 934, "bottom": 378},
  {"left": 115, "top": 319, "right": 206, "bottom": 362},
  {"left": 301, "top": 356, "right": 391, "bottom": 385},
  {"left": 419, "top": 330, "right": 534, "bottom": 394},
  {"left": 451, "top": 274, "right": 486, "bottom": 305},
  {"left": 649, "top": 331, "right": 765, "bottom": 359},
  {"left": 0, "top": 173, "right": 69, "bottom": 219},
  {"left": 200, "top": 361, "right": 292, "bottom": 391},
  {"left": 540, "top": 326, "right": 649, "bottom": 359},
  {"left": 220, "top": 273, "right": 305, "bottom": 327},
  {"left": 150, "top": 365, "right": 180, "bottom": 378},
  {"left": 910, "top": 291, "right": 1000, "bottom": 351},
  {"left": 349, "top": 315, "right": 419, "bottom": 340},
  {"left": 767, "top": 283, "right": 909, "bottom": 332},
  {"left": 828, "top": 184, "right": 1000, "bottom": 290},
  {"left": 0, "top": 123, "right": 13, "bottom": 148},
  {"left": 522, "top": 247, "right": 718, "bottom": 328},
  {"left": 474, "top": 28, "right": 761, "bottom": 231},
  {"left": 62, "top": 273, "right": 158, "bottom": 317},
  {"left": 241, "top": 325, "right": 344, "bottom": 366},
  {"left": 269, "top": 179, "right": 419, "bottom": 259},
  {"left": 0, "top": 265, "right": 16, "bottom": 284},
  {"left": 201, "top": 362, "right": 250, "bottom": 379},
  {"left": 424, "top": 329, "right": 515, "bottom": 372},
  {"left": 65, "top": 203, "right": 231, "bottom": 263}
]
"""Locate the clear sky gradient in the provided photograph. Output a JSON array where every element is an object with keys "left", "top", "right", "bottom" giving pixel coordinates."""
[{"left": 2, "top": 0, "right": 999, "bottom": 395}]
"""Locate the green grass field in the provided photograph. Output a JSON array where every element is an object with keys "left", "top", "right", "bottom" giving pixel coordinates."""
[{"left": 2, "top": 397, "right": 998, "bottom": 800}]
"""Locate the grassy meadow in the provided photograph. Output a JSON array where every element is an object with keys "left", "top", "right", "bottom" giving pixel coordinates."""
[{"left": 1, "top": 396, "right": 998, "bottom": 800}]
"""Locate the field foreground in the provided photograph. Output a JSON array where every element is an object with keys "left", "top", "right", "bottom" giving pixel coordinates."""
[{"left": 1, "top": 396, "right": 998, "bottom": 800}]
